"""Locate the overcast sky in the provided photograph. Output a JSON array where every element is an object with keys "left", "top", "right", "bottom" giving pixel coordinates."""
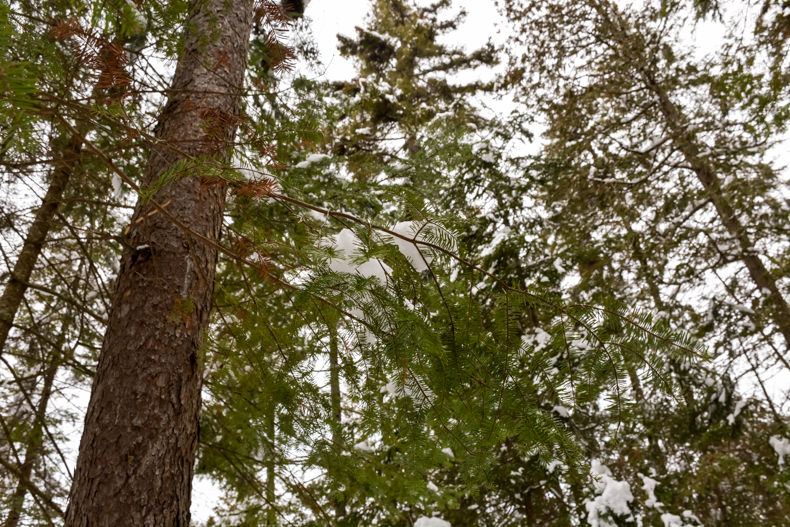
[{"left": 306, "top": 0, "right": 501, "bottom": 79}]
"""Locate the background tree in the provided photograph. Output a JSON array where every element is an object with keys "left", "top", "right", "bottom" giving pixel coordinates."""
[
  {"left": 497, "top": 0, "right": 790, "bottom": 523},
  {"left": 193, "top": 1, "right": 697, "bottom": 525},
  {"left": 1, "top": 0, "right": 153, "bottom": 521}
]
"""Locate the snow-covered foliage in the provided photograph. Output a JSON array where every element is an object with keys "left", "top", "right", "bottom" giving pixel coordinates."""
[
  {"left": 585, "top": 460, "right": 634, "bottom": 527},
  {"left": 414, "top": 517, "right": 451, "bottom": 527}
]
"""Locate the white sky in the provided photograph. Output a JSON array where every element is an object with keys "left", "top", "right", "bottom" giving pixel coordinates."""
[{"left": 307, "top": 0, "right": 501, "bottom": 79}]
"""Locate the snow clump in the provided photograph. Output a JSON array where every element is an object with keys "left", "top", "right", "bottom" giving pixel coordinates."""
[
  {"left": 585, "top": 460, "right": 634, "bottom": 527},
  {"left": 322, "top": 228, "right": 391, "bottom": 285},
  {"left": 295, "top": 153, "right": 330, "bottom": 169},
  {"left": 522, "top": 328, "right": 552, "bottom": 350},
  {"left": 552, "top": 405, "right": 570, "bottom": 418},
  {"left": 353, "top": 440, "right": 374, "bottom": 453},
  {"left": 726, "top": 399, "right": 747, "bottom": 425},
  {"left": 323, "top": 221, "right": 455, "bottom": 280},
  {"left": 640, "top": 474, "right": 661, "bottom": 508},
  {"left": 380, "top": 221, "right": 455, "bottom": 273},
  {"left": 769, "top": 435, "right": 790, "bottom": 465},
  {"left": 414, "top": 517, "right": 451, "bottom": 527},
  {"left": 111, "top": 173, "right": 123, "bottom": 200},
  {"left": 660, "top": 512, "right": 696, "bottom": 527}
]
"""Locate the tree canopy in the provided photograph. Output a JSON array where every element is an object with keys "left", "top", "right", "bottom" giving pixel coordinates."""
[{"left": 1, "top": 0, "right": 789, "bottom": 526}]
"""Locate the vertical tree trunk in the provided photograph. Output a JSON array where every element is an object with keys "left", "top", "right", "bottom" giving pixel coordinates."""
[
  {"left": 3, "top": 342, "right": 61, "bottom": 527},
  {"left": 265, "top": 402, "right": 276, "bottom": 526},
  {"left": 328, "top": 323, "right": 346, "bottom": 521},
  {"left": 0, "top": 134, "right": 81, "bottom": 355},
  {"left": 64, "top": 0, "right": 254, "bottom": 524}
]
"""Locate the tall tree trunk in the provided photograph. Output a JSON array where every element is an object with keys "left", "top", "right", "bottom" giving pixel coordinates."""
[
  {"left": 328, "top": 323, "right": 346, "bottom": 521},
  {"left": 3, "top": 338, "right": 62, "bottom": 527},
  {"left": 64, "top": 1, "right": 254, "bottom": 524},
  {"left": 0, "top": 134, "right": 81, "bottom": 355}
]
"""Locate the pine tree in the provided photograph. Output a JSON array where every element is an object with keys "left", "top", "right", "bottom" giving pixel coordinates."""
[
  {"left": 64, "top": 0, "right": 256, "bottom": 523},
  {"left": 0, "top": 0, "right": 726, "bottom": 524},
  {"left": 499, "top": 0, "right": 790, "bottom": 522}
]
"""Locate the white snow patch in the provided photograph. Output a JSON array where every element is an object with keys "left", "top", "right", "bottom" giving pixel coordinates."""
[
  {"left": 547, "top": 460, "right": 563, "bottom": 473},
  {"left": 353, "top": 440, "right": 374, "bottom": 453},
  {"left": 585, "top": 460, "right": 634, "bottom": 527},
  {"left": 479, "top": 225, "right": 510, "bottom": 258},
  {"left": 726, "top": 399, "right": 747, "bottom": 425},
  {"left": 360, "top": 27, "right": 387, "bottom": 41},
  {"left": 638, "top": 135, "right": 667, "bottom": 154},
  {"left": 307, "top": 208, "right": 328, "bottom": 223},
  {"left": 426, "top": 481, "right": 439, "bottom": 492},
  {"left": 355, "top": 258, "right": 392, "bottom": 283},
  {"left": 552, "top": 405, "right": 570, "bottom": 418},
  {"left": 295, "top": 153, "right": 330, "bottom": 168},
  {"left": 381, "top": 221, "right": 455, "bottom": 272},
  {"left": 660, "top": 512, "right": 693, "bottom": 527},
  {"left": 111, "top": 173, "right": 123, "bottom": 200},
  {"left": 322, "top": 228, "right": 390, "bottom": 285},
  {"left": 414, "top": 517, "right": 451, "bottom": 527},
  {"left": 553, "top": 257, "right": 565, "bottom": 274},
  {"left": 522, "top": 328, "right": 552, "bottom": 349},
  {"left": 769, "top": 435, "right": 790, "bottom": 465},
  {"left": 441, "top": 447, "right": 454, "bottom": 457},
  {"left": 640, "top": 474, "right": 661, "bottom": 508},
  {"left": 682, "top": 510, "right": 701, "bottom": 524}
]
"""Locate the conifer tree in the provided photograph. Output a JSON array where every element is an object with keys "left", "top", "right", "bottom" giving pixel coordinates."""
[
  {"left": 189, "top": 1, "right": 698, "bottom": 525},
  {"left": 63, "top": 0, "right": 257, "bottom": 523},
  {"left": 499, "top": 0, "right": 790, "bottom": 522},
  {"left": 0, "top": 0, "right": 732, "bottom": 524}
]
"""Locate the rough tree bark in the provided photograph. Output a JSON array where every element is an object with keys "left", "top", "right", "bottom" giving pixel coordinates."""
[{"left": 64, "top": 0, "right": 254, "bottom": 524}]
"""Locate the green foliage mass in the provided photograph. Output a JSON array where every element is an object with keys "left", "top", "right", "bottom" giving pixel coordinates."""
[{"left": 1, "top": 0, "right": 788, "bottom": 526}]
